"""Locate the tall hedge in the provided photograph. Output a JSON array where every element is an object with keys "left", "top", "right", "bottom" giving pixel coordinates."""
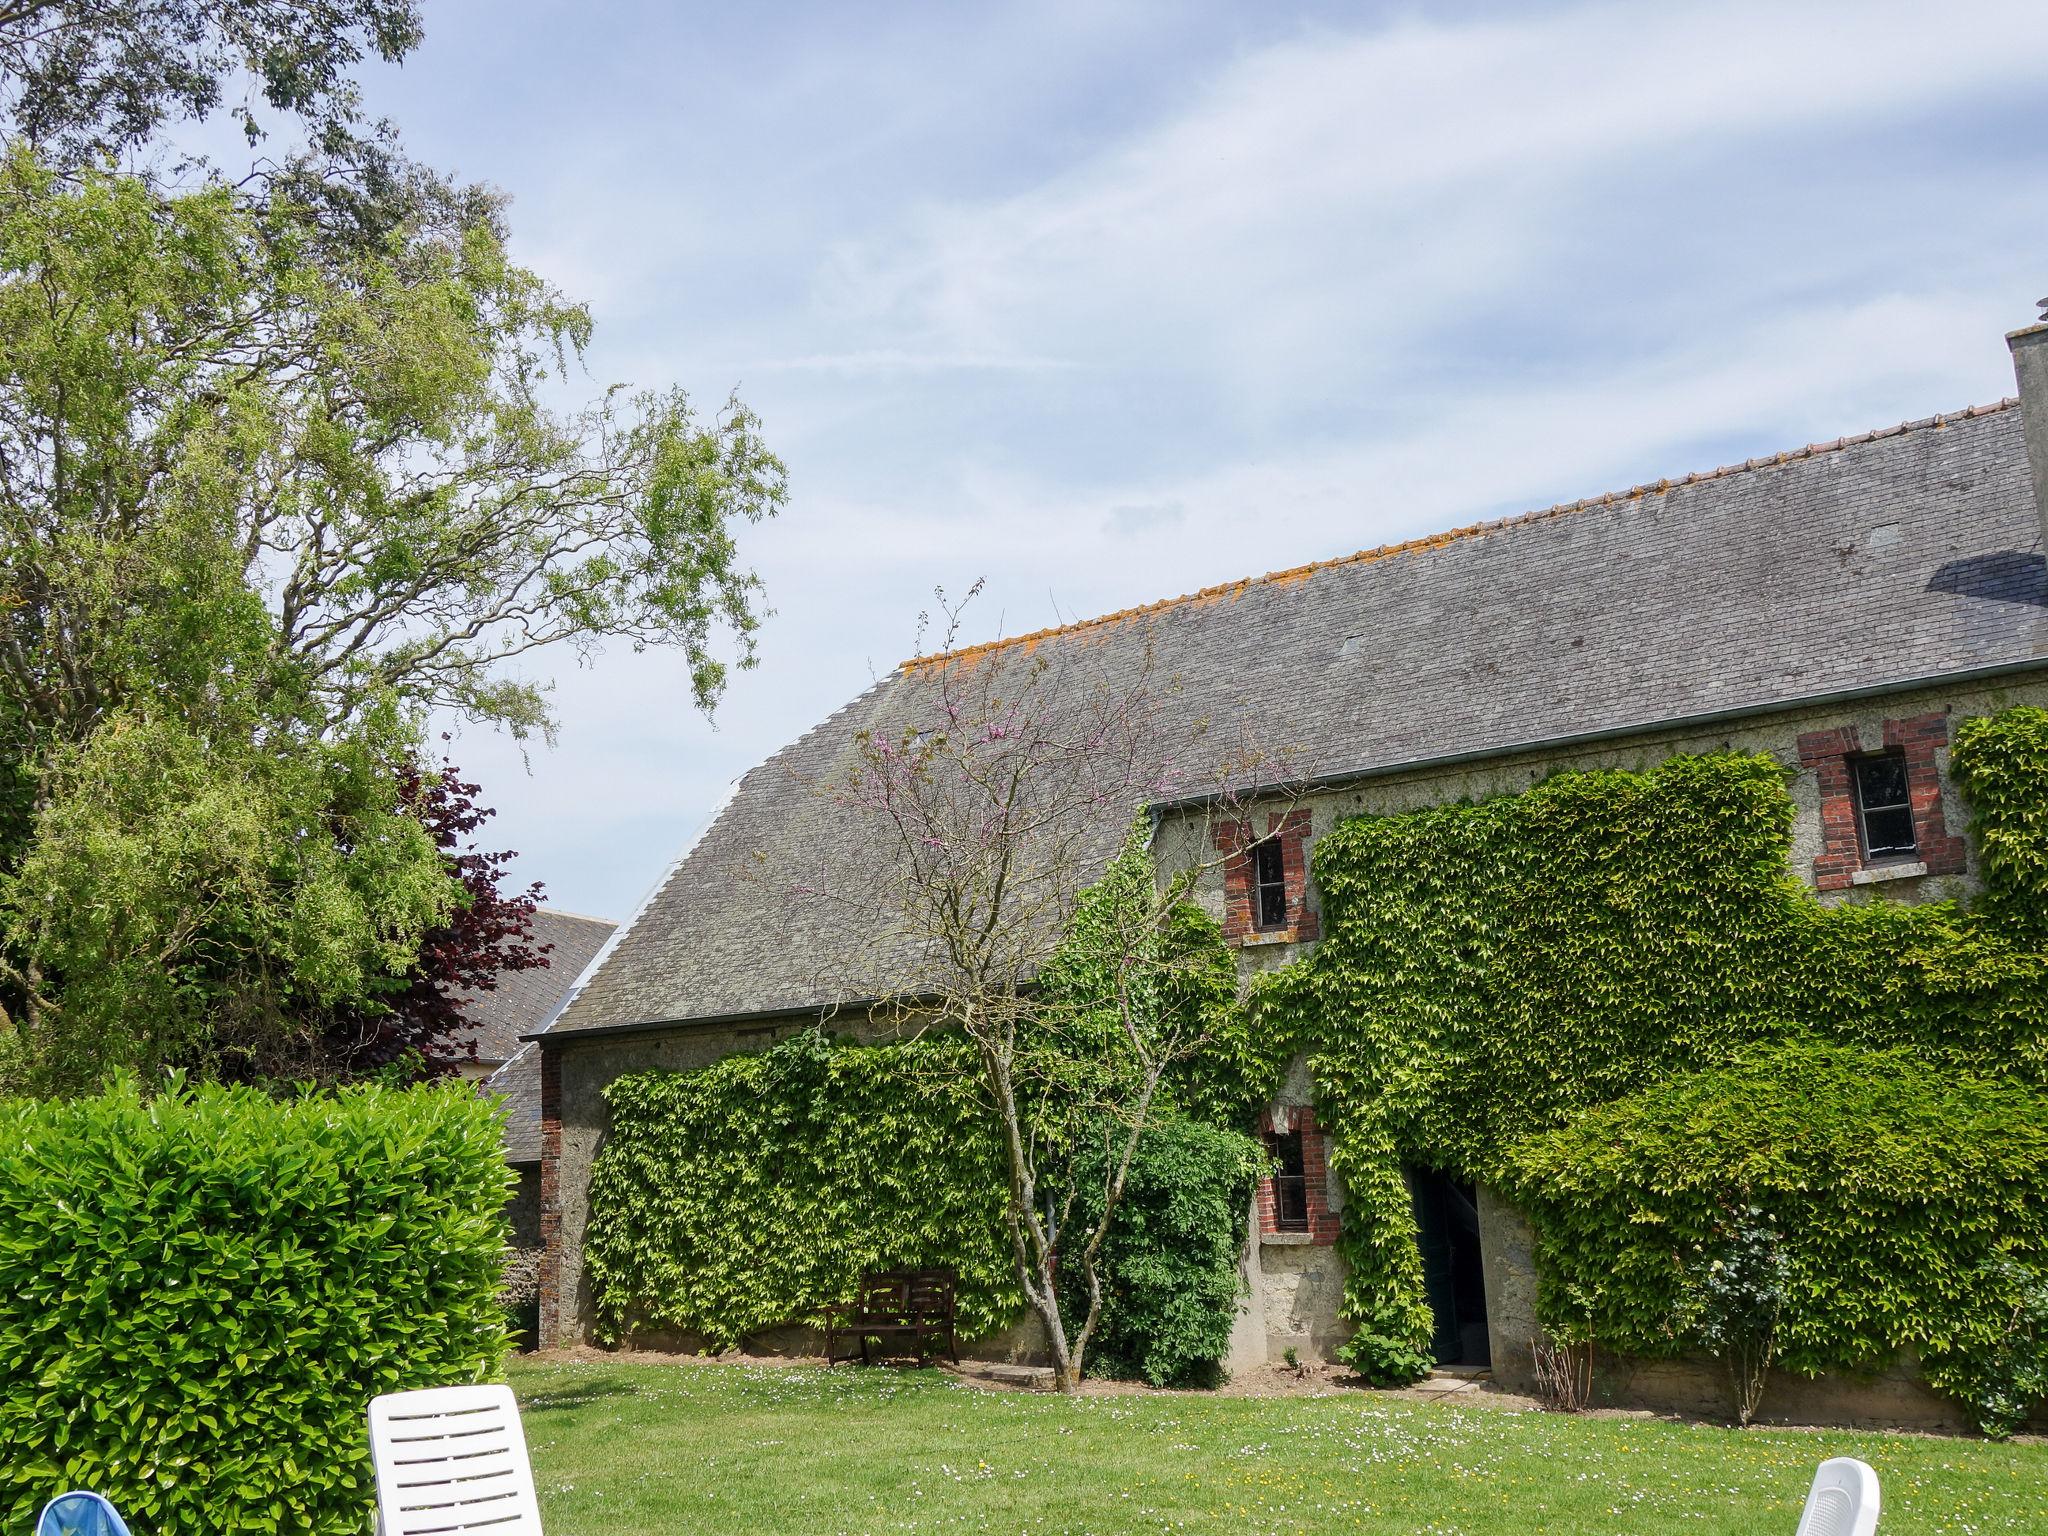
[{"left": 0, "top": 1077, "right": 510, "bottom": 1536}]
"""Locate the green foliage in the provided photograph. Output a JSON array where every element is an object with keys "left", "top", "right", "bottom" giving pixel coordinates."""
[
  {"left": 1256, "top": 709, "right": 2048, "bottom": 1424},
  {"left": 0, "top": 143, "right": 781, "bottom": 1083},
  {"left": 1503, "top": 1043, "right": 2048, "bottom": 1429},
  {"left": 0, "top": 1075, "right": 509, "bottom": 1536},
  {"left": 585, "top": 1031, "right": 1023, "bottom": 1348},
  {"left": 1682, "top": 1209, "right": 1791, "bottom": 1425},
  {"left": 1954, "top": 707, "right": 2048, "bottom": 943},
  {"left": 1022, "top": 821, "right": 1239, "bottom": 1144},
  {"left": 1335, "top": 1311, "right": 1436, "bottom": 1388},
  {"left": 1946, "top": 1257, "right": 2048, "bottom": 1440},
  {"left": 1, "top": 706, "right": 454, "bottom": 1093},
  {"left": 1059, "top": 1116, "right": 1265, "bottom": 1387}
]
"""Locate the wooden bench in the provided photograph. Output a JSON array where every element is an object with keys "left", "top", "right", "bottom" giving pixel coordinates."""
[{"left": 824, "top": 1268, "right": 959, "bottom": 1365}]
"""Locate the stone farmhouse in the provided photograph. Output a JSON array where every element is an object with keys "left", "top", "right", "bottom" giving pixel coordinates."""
[{"left": 527, "top": 318, "right": 2048, "bottom": 1424}]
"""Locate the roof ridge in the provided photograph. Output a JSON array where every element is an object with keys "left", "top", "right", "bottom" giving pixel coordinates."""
[
  {"left": 535, "top": 906, "right": 618, "bottom": 927},
  {"left": 905, "top": 397, "right": 2021, "bottom": 671}
]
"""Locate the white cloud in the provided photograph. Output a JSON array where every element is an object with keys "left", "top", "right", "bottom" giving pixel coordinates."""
[{"left": 809, "top": 1, "right": 2042, "bottom": 414}]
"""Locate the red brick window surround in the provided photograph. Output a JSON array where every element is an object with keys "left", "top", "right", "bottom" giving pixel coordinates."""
[
  {"left": 1796, "top": 712, "right": 1965, "bottom": 892},
  {"left": 1215, "top": 809, "right": 1318, "bottom": 943},
  {"left": 1257, "top": 1106, "right": 1337, "bottom": 1245}
]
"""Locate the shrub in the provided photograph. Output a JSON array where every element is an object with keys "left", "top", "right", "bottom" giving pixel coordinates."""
[
  {"left": 1683, "top": 1210, "right": 1790, "bottom": 1425},
  {"left": 1944, "top": 1257, "right": 2048, "bottom": 1440},
  {"left": 0, "top": 1076, "right": 510, "bottom": 1536},
  {"left": 1502, "top": 1040, "right": 2048, "bottom": 1432},
  {"left": 1060, "top": 1116, "right": 1265, "bottom": 1387},
  {"left": 1335, "top": 1309, "right": 1434, "bottom": 1387}
]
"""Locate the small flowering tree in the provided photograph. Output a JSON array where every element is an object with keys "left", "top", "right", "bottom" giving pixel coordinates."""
[{"left": 813, "top": 587, "right": 1298, "bottom": 1392}]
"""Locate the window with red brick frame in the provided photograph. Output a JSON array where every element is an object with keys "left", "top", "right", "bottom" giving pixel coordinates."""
[
  {"left": 1214, "top": 809, "right": 1318, "bottom": 943},
  {"left": 1257, "top": 1106, "right": 1338, "bottom": 1244},
  {"left": 1796, "top": 712, "right": 1965, "bottom": 891}
]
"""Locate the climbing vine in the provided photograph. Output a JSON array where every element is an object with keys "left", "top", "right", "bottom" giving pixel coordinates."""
[
  {"left": 1503, "top": 1040, "right": 2048, "bottom": 1432},
  {"left": 585, "top": 1031, "right": 1021, "bottom": 1348},
  {"left": 584, "top": 844, "right": 1264, "bottom": 1375},
  {"left": 1251, "top": 706, "right": 2048, "bottom": 1423}
]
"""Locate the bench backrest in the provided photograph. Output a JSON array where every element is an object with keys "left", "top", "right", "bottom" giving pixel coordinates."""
[{"left": 855, "top": 1268, "right": 957, "bottom": 1324}]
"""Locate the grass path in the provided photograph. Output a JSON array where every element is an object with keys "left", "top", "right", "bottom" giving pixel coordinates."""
[
  {"left": 499, "top": 1368, "right": 2048, "bottom": 1531},
  {"left": 505, "top": 1357, "right": 2045, "bottom": 1536}
]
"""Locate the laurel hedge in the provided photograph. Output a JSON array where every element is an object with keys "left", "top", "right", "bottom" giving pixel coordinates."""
[{"left": 0, "top": 1076, "right": 510, "bottom": 1536}]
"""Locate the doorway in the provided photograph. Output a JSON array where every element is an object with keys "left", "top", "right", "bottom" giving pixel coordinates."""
[{"left": 1408, "top": 1167, "right": 1489, "bottom": 1367}]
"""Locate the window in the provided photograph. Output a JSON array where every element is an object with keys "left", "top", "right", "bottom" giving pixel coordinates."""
[
  {"left": 1853, "top": 752, "right": 1918, "bottom": 859},
  {"left": 1264, "top": 1128, "right": 1309, "bottom": 1232},
  {"left": 1251, "top": 838, "right": 1287, "bottom": 929}
]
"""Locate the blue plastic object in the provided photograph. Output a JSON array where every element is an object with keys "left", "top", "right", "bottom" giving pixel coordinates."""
[{"left": 34, "top": 1492, "right": 132, "bottom": 1536}]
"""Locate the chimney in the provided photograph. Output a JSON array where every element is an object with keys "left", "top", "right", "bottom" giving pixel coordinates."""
[{"left": 2005, "top": 302, "right": 2048, "bottom": 549}]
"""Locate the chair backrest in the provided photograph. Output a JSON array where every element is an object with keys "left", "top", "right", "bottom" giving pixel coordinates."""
[
  {"left": 35, "top": 1492, "right": 132, "bottom": 1536},
  {"left": 1795, "top": 1457, "right": 1880, "bottom": 1536},
  {"left": 368, "top": 1383, "right": 543, "bottom": 1536}
]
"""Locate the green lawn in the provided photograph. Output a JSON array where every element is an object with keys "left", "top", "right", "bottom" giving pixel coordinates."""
[{"left": 505, "top": 1358, "right": 2046, "bottom": 1535}]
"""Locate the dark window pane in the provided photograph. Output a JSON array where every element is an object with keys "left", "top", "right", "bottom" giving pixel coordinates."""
[
  {"left": 1854, "top": 755, "right": 1910, "bottom": 811},
  {"left": 1252, "top": 839, "right": 1288, "bottom": 928},
  {"left": 1264, "top": 1129, "right": 1308, "bottom": 1231},
  {"left": 1862, "top": 805, "right": 1917, "bottom": 856},
  {"left": 1265, "top": 1128, "right": 1304, "bottom": 1177}
]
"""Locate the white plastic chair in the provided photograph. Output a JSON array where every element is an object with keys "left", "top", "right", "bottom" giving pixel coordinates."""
[
  {"left": 368, "top": 1383, "right": 543, "bottom": 1536},
  {"left": 1796, "top": 1457, "right": 1880, "bottom": 1536}
]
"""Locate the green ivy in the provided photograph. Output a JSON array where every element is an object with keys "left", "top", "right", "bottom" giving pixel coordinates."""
[
  {"left": 1058, "top": 1116, "right": 1265, "bottom": 1388},
  {"left": 1253, "top": 707, "right": 2048, "bottom": 1421},
  {"left": 1501, "top": 1040, "right": 2048, "bottom": 1423},
  {"left": 585, "top": 836, "right": 1266, "bottom": 1383},
  {"left": 0, "top": 1076, "right": 509, "bottom": 1536},
  {"left": 585, "top": 1031, "right": 1023, "bottom": 1349}
]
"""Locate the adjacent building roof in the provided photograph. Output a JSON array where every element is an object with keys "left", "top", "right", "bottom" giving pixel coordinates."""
[
  {"left": 549, "top": 399, "right": 2048, "bottom": 1040},
  {"left": 453, "top": 907, "right": 617, "bottom": 1067},
  {"left": 467, "top": 908, "right": 616, "bottom": 1164},
  {"left": 485, "top": 1043, "right": 546, "bottom": 1164}
]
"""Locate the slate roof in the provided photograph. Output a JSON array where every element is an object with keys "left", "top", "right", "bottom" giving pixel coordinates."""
[
  {"left": 550, "top": 399, "right": 2048, "bottom": 1039},
  {"left": 484, "top": 1043, "right": 545, "bottom": 1164},
  {"left": 466, "top": 909, "right": 615, "bottom": 1164},
  {"left": 453, "top": 907, "right": 616, "bottom": 1067}
]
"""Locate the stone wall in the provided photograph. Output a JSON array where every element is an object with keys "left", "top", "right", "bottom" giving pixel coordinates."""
[{"left": 505, "top": 1161, "right": 540, "bottom": 1250}]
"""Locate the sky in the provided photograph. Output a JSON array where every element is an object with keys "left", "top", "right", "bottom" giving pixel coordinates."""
[{"left": 325, "top": 0, "right": 2048, "bottom": 921}]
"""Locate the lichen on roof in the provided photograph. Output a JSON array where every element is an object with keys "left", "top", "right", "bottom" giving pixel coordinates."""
[{"left": 905, "top": 398, "right": 2023, "bottom": 672}]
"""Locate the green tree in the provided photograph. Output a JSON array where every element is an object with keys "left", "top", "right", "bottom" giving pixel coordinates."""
[
  {"left": 0, "top": 0, "right": 423, "bottom": 168},
  {"left": 0, "top": 150, "right": 783, "bottom": 1090},
  {"left": 825, "top": 596, "right": 1283, "bottom": 1389}
]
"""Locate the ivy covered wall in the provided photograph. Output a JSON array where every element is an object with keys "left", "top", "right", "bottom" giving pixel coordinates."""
[
  {"left": 1246, "top": 704, "right": 2048, "bottom": 1428},
  {"left": 583, "top": 1028, "right": 1266, "bottom": 1380},
  {"left": 584, "top": 1031, "right": 1022, "bottom": 1348}
]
